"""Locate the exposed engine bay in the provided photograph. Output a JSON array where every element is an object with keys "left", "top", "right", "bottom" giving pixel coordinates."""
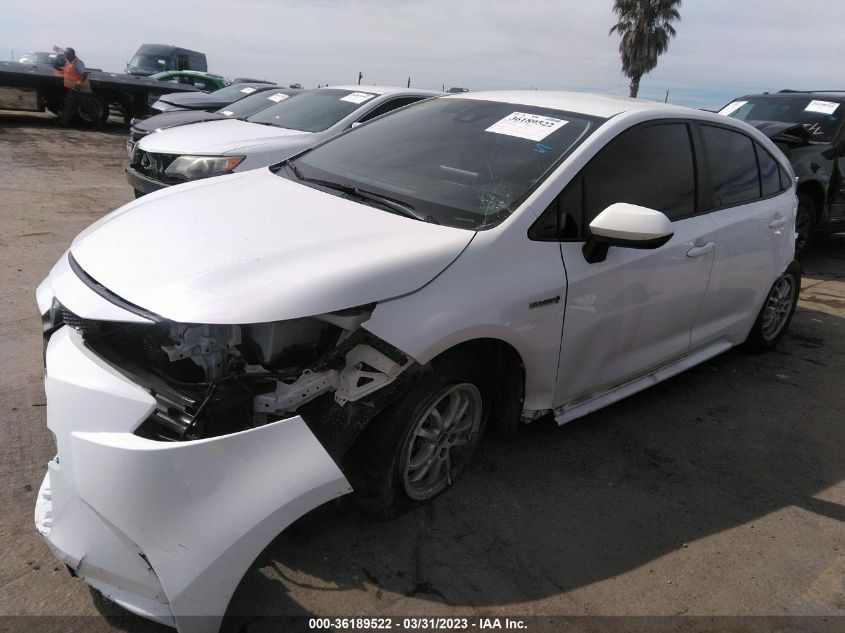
[{"left": 50, "top": 303, "right": 412, "bottom": 448}]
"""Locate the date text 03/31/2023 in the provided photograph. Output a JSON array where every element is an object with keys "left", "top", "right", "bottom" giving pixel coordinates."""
[{"left": 308, "top": 617, "right": 528, "bottom": 630}]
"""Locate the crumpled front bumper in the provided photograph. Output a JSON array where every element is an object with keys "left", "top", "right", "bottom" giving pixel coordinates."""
[{"left": 35, "top": 326, "right": 352, "bottom": 633}]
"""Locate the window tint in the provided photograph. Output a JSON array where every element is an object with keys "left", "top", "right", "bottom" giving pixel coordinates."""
[
  {"left": 358, "top": 97, "right": 426, "bottom": 123},
  {"left": 583, "top": 123, "right": 696, "bottom": 224},
  {"left": 291, "top": 98, "right": 602, "bottom": 230},
  {"left": 701, "top": 125, "right": 759, "bottom": 208},
  {"left": 755, "top": 143, "right": 781, "bottom": 197}
]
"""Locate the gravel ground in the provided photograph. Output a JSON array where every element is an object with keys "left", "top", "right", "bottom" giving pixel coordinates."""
[{"left": 0, "top": 111, "right": 843, "bottom": 632}]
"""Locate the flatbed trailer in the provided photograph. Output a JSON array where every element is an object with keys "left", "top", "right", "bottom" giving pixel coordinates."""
[{"left": 0, "top": 60, "right": 199, "bottom": 125}]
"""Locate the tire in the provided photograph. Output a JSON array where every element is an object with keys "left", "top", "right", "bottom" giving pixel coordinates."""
[
  {"left": 795, "top": 192, "right": 817, "bottom": 257},
  {"left": 77, "top": 95, "right": 108, "bottom": 128},
  {"left": 744, "top": 261, "right": 801, "bottom": 353},
  {"left": 348, "top": 354, "right": 489, "bottom": 518}
]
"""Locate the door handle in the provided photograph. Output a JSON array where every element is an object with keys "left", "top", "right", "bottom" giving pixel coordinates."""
[
  {"left": 769, "top": 217, "right": 788, "bottom": 230},
  {"left": 686, "top": 241, "right": 714, "bottom": 258}
]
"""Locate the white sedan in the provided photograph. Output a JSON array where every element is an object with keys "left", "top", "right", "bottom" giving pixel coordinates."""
[{"left": 36, "top": 91, "right": 799, "bottom": 632}]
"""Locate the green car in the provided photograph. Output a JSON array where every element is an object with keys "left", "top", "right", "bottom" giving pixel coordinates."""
[{"left": 149, "top": 70, "right": 228, "bottom": 93}]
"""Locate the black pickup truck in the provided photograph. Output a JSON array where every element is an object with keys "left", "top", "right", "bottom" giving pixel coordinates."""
[
  {"left": 720, "top": 90, "right": 845, "bottom": 254},
  {"left": 0, "top": 59, "right": 198, "bottom": 126}
]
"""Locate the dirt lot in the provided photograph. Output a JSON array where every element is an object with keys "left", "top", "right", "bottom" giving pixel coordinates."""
[{"left": 0, "top": 112, "right": 843, "bottom": 632}]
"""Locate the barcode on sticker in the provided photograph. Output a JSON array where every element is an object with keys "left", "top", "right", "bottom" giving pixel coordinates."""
[{"left": 485, "top": 112, "right": 569, "bottom": 142}]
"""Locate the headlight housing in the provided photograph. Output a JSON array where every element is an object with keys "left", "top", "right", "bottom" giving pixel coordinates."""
[{"left": 164, "top": 155, "right": 245, "bottom": 182}]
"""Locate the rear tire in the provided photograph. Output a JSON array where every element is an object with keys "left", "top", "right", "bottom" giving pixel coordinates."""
[
  {"left": 348, "top": 353, "right": 489, "bottom": 518},
  {"left": 744, "top": 261, "right": 801, "bottom": 353},
  {"left": 77, "top": 95, "right": 108, "bottom": 128},
  {"left": 795, "top": 193, "right": 816, "bottom": 257}
]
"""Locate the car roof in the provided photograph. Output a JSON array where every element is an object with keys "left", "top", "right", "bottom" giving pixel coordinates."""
[
  {"left": 738, "top": 91, "right": 845, "bottom": 103},
  {"left": 444, "top": 90, "right": 694, "bottom": 119},
  {"left": 321, "top": 85, "right": 444, "bottom": 96}
]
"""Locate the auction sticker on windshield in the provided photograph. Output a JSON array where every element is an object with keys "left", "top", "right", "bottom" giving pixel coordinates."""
[
  {"left": 221, "top": 110, "right": 234, "bottom": 116},
  {"left": 719, "top": 101, "right": 748, "bottom": 116},
  {"left": 485, "top": 112, "right": 569, "bottom": 142},
  {"left": 240, "top": 87, "right": 257, "bottom": 94},
  {"left": 268, "top": 93, "right": 288, "bottom": 103},
  {"left": 805, "top": 100, "right": 839, "bottom": 115},
  {"left": 340, "top": 92, "right": 376, "bottom": 104}
]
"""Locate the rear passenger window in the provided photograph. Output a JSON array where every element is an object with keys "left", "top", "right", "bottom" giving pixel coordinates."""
[
  {"left": 582, "top": 123, "right": 696, "bottom": 224},
  {"left": 701, "top": 125, "right": 759, "bottom": 207},
  {"left": 755, "top": 143, "right": 781, "bottom": 197},
  {"left": 358, "top": 97, "right": 425, "bottom": 123}
]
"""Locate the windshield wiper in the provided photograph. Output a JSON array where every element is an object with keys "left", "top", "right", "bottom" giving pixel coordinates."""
[{"left": 286, "top": 166, "right": 435, "bottom": 223}]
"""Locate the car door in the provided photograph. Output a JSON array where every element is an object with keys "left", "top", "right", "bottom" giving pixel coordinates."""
[
  {"left": 550, "top": 121, "right": 717, "bottom": 407},
  {"left": 690, "top": 124, "right": 795, "bottom": 347}
]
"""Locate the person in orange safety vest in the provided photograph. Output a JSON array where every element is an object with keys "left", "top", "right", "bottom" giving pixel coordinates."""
[{"left": 58, "top": 47, "right": 99, "bottom": 126}]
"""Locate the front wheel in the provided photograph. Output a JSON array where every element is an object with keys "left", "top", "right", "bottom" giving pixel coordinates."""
[
  {"left": 348, "top": 354, "right": 488, "bottom": 517},
  {"left": 744, "top": 261, "right": 801, "bottom": 353}
]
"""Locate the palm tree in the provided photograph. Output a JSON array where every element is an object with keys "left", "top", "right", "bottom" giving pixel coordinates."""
[{"left": 609, "top": 0, "right": 682, "bottom": 98}]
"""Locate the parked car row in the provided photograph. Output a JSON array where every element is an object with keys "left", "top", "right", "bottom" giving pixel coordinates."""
[
  {"left": 37, "top": 86, "right": 807, "bottom": 633},
  {"left": 127, "top": 85, "right": 441, "bottom": 196}
]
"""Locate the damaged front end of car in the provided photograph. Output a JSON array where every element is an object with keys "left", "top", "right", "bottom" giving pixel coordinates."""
[{"left": 34, "top": 257, "right": 417, "bottom": 633}]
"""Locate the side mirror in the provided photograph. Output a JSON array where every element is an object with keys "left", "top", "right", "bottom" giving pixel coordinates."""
[{"left": 582, "top": 203, "right": 674, "bottom": 263}]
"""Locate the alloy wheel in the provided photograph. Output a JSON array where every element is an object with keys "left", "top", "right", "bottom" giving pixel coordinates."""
[
  {"left": 401, "top": 383, "right": 482, "bottom": 501},
  {"left": 761, "top": 275, "right": 796, "bottom": 341}
]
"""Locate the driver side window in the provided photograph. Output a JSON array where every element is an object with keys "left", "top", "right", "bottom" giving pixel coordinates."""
[{"left": 531, "top": 122, "right": 697, "bottom": 241}]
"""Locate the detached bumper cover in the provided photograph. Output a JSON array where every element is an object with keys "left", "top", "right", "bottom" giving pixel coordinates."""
[{"left": 36, "top": 326, "right": 352, "bottom": 632}]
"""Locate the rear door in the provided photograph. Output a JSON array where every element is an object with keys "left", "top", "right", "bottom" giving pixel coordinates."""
[
  {"left": 690, "top": 123, "right": 795, "bottom": 347},
  {"left": 553, "top": 121, "right": 717, "bottom": 406}
]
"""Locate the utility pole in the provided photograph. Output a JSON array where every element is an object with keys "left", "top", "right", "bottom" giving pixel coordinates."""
[
  {"left": 664, "top": 90, "right": 669, "bottom": 103},
  {"left": 407, "top": 77, "right": 411, "bottom": 88},
  {"left": 358, "top": 71, "right": 363, "bottom": 85}
]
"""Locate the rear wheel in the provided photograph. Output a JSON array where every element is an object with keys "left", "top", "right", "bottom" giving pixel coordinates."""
[
  {"left": 744, "top": 261, "right": 801, "bottom": 352},
  {"left": 77, "top": 95, "right": 108, "bottom": 128},
  {"left": 795, "top": 193, "right": 816, "bottom": 256}
]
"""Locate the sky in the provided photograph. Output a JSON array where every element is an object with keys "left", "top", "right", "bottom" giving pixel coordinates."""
[{"left": 1, "top": 0, "right": 841, "bottom": 110}]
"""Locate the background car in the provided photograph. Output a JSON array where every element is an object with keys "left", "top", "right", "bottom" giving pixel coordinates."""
[
  {"left": 126, "top": 87, "right": 302, "bottom": 156},
  {"left": 145, "top": 81, "right": 286, "bottom": 116},
  {"left": 720, "top": 90, "right": 845, "bottom": 253},
  {"left": 126, "top": 43, "right": 207, "bottom": 76},
  {"left": 149, "top": 70, "right": 227, "bottom": 92},
  {"left": 18, "top": 51, "right": 66, "bottom": 67},
  {"left": 127, "top": 85, "right": 442, "bottom": 196}
]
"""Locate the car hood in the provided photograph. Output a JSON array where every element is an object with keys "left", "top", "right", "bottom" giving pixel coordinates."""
[
  {"left": 157, "top": 91, "right": 228, "bottom": 109},
  {"left": 135, "top": 110, "right": 228, "bottom": 133},
  {"left": 138, "top": 118, "right": 312, "bottom": 154},
  {"left": 747, "top": 120, "right": 813, "bottom": 147},
  {"left": 69, "top": 169, "right": 474, "bottom": 324}
]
